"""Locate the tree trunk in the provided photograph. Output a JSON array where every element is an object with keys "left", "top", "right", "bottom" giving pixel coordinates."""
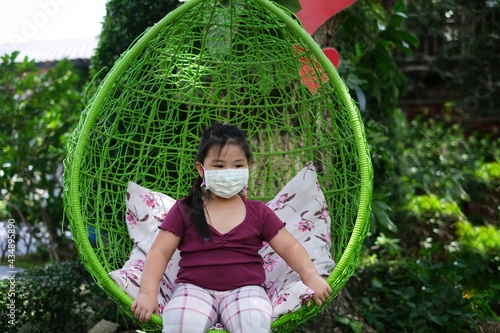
[{"left": 310, "top": 16, "right": 342, "bottom": 52}]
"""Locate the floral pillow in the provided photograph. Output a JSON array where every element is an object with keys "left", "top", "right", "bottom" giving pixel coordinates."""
[
  {"left": 109, "top": 164, "right": 335, "bottom": 319},
  {"left": 260, "top": 162, "right": 335, "bottom": 318},
  {"left": 124, "top": 181, "right": 176, "bottom": 252},
  {"left": 109, "top": 182, "right": 180, "bottom": 311}
]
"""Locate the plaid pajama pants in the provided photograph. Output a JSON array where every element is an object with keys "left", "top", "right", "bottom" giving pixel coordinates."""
[{"left": 162, "top": 283, "right": 273, "bottom": 333}]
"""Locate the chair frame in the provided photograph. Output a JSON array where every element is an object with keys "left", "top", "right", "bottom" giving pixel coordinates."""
[{"left": 64, "top": 0, "right": 373, "bottom": 331}]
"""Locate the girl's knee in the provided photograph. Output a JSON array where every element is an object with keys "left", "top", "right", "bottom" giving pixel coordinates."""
[
  {"left": 162, "top": 283, "right": 217, "bottom": 332},
  {"left": 231, "top": 310, "right": 272, "bottom": 333},
  {"left": 162, "top": 306, "right": 215, "bottom": 333},
  {"left": 221, "top": 286, "right": 273, "bottom": 333}
]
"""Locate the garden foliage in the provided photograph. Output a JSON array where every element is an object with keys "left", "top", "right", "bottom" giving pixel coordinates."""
[
  {"left": 351, "top": 114, "right": 500, "bottom": 332},
  {"left": 0, "top": 52, "right": 82, "bottom": 262},
  {"left": 0, "top": 261, "right": 122, "bottom": 333}
]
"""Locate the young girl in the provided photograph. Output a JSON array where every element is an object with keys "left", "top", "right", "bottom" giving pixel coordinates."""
[{"left": 131, "top": 123, "right": 331, "bottom": 333}]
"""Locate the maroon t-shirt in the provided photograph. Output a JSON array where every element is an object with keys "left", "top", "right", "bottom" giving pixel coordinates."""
[{"left": 159, "top": 197, "right": 285, "bottom": 291}]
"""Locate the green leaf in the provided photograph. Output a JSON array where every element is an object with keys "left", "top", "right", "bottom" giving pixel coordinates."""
[
  {"left": 354, "top": 44, "right": 363, "bottom": 61},
  {"left": 392, "top": 0, "right": 406, "bottom": 12},
  {"left": 428, "top": 313, "right": 444, "bottom": 325},
  {"left": 393, "top": 29, "right": 420, "bottom": 47},
  {"left": 380, "top": 28, "right": 419, "bottom": 48},
  {"left": 371, "top": 277, "right": 384, "bottom": 289},
  {"left": 447, "top": 309, "right": 462, "bottom": 315},
  {"left": 371, "top": 200, "right": 398, "bottom": 232},
  {"left": 390, "top": 12, "right": 407, "bottom": 28},
  {"left": 431, "top": 262, "right": 444, "bottom": 270},
  {"left": 335, "top": 316, "right": 363, "bottom": 333}
]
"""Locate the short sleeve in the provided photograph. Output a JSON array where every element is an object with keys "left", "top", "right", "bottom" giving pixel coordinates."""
[
  {"left": 159, "top": 201, "right": 186, "bottom": 238},
  {"left": 260, "top": 203, "right": 286, "bottom": 242}
]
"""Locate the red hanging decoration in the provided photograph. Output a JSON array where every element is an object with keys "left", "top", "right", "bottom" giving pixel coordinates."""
[{"left": 296, "top": 0, "right": 357, "bottom": 34}]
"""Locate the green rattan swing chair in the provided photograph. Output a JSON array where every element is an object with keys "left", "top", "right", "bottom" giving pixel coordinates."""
[{"left": 64, "top": 0, "right": 373, "bottom": 331}]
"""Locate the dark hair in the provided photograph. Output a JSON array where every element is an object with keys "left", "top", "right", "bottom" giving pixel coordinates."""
[{"left": 184, "top": 122, "right": 252, "bottom": 241}]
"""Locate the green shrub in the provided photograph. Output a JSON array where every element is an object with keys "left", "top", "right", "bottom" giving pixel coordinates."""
[
  {"left": 397, "top": 194, "right": 466, "bottom": 258},
  {"left": 475, "top": 162, "right": 500, "bottom": 182},
  {"left": 406, "top": 194, "right": 466, "bottom": 221},
  {"left": 401, "top": 118, "right": 473, "bottom": 202},
  {"left": 463, "top": 161, "right": 500, "bottom": 226},
  {"left": 454, "top": 219, "right": 500, "bottom": 318},
  {"left": 456, "top": 221, "right": 500, "bottom": 255},
  {"left": 0, "top": 261, "right": 120, "bottom": 333},
  {"left": 351, "top": 258, "right": 479, "bottom": 333}
]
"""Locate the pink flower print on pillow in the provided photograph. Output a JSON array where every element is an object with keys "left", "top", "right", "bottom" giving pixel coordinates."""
[
  {"left": 274, "top": 293, "right": 289, "bottom": 306},
  {"left": 315, "top": 232, "right": 332, "bottom": 249},
  {"left": 162, "top": 279, "right": 175, "bottom": 294},
  {"left": 269, "top": 193, "right": 296, "bottom": 211},
  {"left": 296, "top": 212, "right": 315, "bottom": 232},
  {"left": 154, "top": 213, "right": 167, "bottom": 224},
  {"left": 130, "top": 259, "right": 145, "bottom": 271},
  {"left": 126, "top": 209, "right": 138, "bottom": 229},
  {"left": 264, "top": 280, "right": 278, "bottom": 299},
  {"left": 158, "top": 302, "right": 165, "bottom": 315},
  {"left": 314, "top": 200, "right": 330, "bottom": 220},
  {"left": 140, "top": 192, "right": 159, "bottom": 208},
  {"left": 299, "top": 288, "right": 315, "bottom": 305},
  {"left": 119, "top": 269, "right": 141, "bottom": 288},
  {"left": 263, "top": 252, "right": 280, "bottom": 272}
]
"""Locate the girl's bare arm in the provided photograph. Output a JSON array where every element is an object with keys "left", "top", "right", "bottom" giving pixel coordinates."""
[{"left": 268, "top": 227, "right": 332, "bottom": 306}]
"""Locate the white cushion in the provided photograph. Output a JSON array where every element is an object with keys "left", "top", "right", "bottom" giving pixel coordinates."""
[
  {"left": 109, "top": 182, "right": 180, "bottom": 310},
  {"left": 124, "top": 181, "right": 176, "bottom": 252},
  {"left": 261, "top": 162, "right": 335, "bottom": 317}
]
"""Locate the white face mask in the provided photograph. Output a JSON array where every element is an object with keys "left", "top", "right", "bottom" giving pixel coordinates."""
[{"left": 202, "top": 166, "right": 249, "bottom": 199}]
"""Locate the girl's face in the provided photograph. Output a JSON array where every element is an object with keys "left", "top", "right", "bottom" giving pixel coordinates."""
[{"left": 196, "top": 144, "right": 249, "bottom": 176}]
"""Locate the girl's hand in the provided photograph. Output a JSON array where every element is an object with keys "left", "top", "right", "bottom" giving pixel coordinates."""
[
  {"left": 131, "top": 292, "right": 159, "bottom": 322},
  {"left": 130, "top": 229, "right": 180, "bottom": 322},
  {"left": 303, "top": 274, "right": 332, "bottom": 307}
]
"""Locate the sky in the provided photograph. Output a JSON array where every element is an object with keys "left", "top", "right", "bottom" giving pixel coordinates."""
[{"left": 0, "top": 0, "right": 108, "bottom": 44}]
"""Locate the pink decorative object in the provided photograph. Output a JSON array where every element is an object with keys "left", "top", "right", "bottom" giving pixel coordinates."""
[
  {"left": 295, "top": 0, "right": 356, "bottom": 93},
  {"left": 297, "top": 0, "right": 357, "bottom": 34}
]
